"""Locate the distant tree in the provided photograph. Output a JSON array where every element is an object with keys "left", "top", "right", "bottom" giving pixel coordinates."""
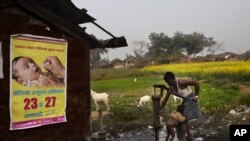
[
  {"left": 146, "top": 33, "right": 172, "bottom": 62},
  {"left": 132, "top": 40, "right": 149, "bottom": 58},
  {"left": 125, "top": 53, "right": 132, "bottom": 59},
  {"left": 206, "top": 40, "right": 224, "bottom": 56},
  {"left": 90, "top": 48, "right": 109, "bottom": 69},
  {"left": 145, "top": 32, "right": 218, "bottom": 63},
  {"left": 182, "top": 32, "right": 209, "bottom": 58},
  {"left": 172, "top": 32, "right": 185, "bottom": 48},
  {"left": 129, "top": 41, "right": 149, "bottom": 67},
  {"left": 171, "top": 32, "right": 187, "bottom": 60}
]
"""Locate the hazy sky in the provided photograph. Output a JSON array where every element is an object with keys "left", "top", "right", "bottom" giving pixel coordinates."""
[{"left": 72, "top": 0, "right": 250, "bottom": 60}]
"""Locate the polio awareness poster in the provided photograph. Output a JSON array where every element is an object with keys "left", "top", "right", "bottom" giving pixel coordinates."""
[{"left": 10, "top": 34, "right": 67, "bottom": 130}]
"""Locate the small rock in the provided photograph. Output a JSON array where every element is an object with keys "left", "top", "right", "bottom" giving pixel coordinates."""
[
  {"left": 245, "top": 109, "right": 250, "bottom": 114},
  {"left": 195, "top": 137, "right": 203, "bottom": 141},
  {"left": 229, "top": 109, "right": 237, "bottom": 115},
  {"left": 242, "top": 116, "right": 246, "bottom": 121},
  {"left": 148, "top": 125, "right": 153, "bottom": 129},
  {"left": 118, "top": 133, "right": 125, "bottom": 138},
  {"left": 136, "top": 132, "right": 142, "bottom": 136},
  {"left": 127, "top": 133, "right": 132, "bottom": 138},
  {"left": 218, "top": 126, "right": 223, "bottom": 129}
]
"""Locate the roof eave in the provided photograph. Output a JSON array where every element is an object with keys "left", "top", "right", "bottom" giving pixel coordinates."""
[{"left": 17, "top": 0, "right": 104, "bottom": 48}]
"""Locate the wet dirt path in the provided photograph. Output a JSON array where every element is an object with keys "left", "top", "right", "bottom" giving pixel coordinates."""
[{"left": 100, "top": 110, "right": 249, "bottom": 141}]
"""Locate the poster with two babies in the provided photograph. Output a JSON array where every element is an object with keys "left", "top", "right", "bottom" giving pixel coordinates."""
[{"left": 10, "top": 34, "right": 67, "bottom": 130}]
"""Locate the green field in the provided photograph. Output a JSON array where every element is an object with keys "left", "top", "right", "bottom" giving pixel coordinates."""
[{"left": 91, "top": 61, "right": 250, "bottom": 131}]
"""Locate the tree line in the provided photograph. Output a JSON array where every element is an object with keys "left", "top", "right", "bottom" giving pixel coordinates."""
[{"left": 90, "top": 31, "right": 224, "bottom": 68}]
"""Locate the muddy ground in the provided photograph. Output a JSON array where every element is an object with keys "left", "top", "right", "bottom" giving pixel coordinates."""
[{"left": 92, "top": 105, "right": 250, "bottom": 141}]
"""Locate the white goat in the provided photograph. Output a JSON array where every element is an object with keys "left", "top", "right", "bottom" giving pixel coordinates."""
[
  {"left": 173, "top": 95, "right": 182, "bottom": 103},
  {"left": 137, "top": 95, "right": 151, "bottom": 107},
  {"left": 91, "top": 90, "right": 110, "bottom": 112}
]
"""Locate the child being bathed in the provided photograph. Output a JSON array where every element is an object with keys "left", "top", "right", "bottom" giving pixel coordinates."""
[
  {"left": 165, "top": 105, "right": 186, "bottom": 141},
  {"left": 12, "top": 56, "right": 64, "bottom": 88}
]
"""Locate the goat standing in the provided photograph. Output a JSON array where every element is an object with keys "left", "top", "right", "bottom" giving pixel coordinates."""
[
  {"left": 91, "top": 90, "right": 110, "bottom": 112},
  {"left": 137, "top": 95, "right": 151, "bottom": 107}
]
